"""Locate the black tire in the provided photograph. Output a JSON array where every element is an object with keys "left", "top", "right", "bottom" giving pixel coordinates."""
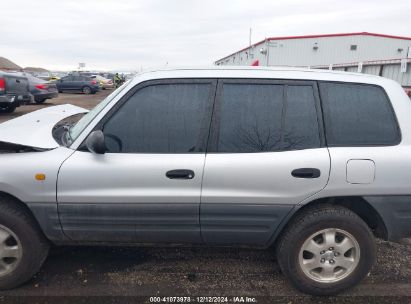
[
  {"left": 58, "top": 90, "right": 63, "bottom": 93},
  {"left": 82, "top": 86, "right": 92, "bottom": 95},
  {"left": 277, "top": 205, "right": 375, "bottom": 296},
  {"left": 34, "top": 98, "right": 46, "bottom": 104},
  {"left": 0, "top": 104, "right": 16, "bottom": 113},
  {"left": 0, "top": 196, "right": 49, "bottom": 289}
]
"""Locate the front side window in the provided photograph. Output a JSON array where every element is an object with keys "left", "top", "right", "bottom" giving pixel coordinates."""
[
  {"left": 103, "top": 83, "right": 212, "bottom": 153},
  {"left": 320, "top": 82, "right": 400, "bottom": 146},
  {"left": 68, "top": 83, "right": 130, "bottom": 143},
  {"left": 216, "top": 83, "right": 321, "bottom": 153}
]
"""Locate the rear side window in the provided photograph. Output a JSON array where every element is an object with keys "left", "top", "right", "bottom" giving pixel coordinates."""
[
  {"left": 284, "top": 86, "right": 321, "bottom": 150},
  {"left": 215, "top": 83, "right": 321, "bottom": 153},
  {"left": 320, "top": 82, "right": 400, "bottom": 146}
]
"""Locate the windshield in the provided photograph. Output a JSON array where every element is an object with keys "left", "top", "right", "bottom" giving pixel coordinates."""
[{"left": 68, "top": 81, "right": 130, "bottom": 142}]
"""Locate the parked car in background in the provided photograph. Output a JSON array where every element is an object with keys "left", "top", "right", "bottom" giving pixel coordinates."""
[
  {"left": 24, "top": 73, "right": 58, "bottom": 104},
  {"left": 0, "top": 71, "right": 30, "bottom": 113},
  {"left": 56, "top": 75, "right": 100, "bottom": 94},
  {"left": 100, "top": 72, "right": 115, "bottom": 82},
  {"left": 91, "top": 75, "right": 114, "bottom": 89},
  {"left": 34, "top": 72, "right": 61, "bottom": 82}
]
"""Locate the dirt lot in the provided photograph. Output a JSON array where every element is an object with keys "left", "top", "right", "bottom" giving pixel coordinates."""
[{"left": 0, "top": 90, "right": 410, "bottom": 303}]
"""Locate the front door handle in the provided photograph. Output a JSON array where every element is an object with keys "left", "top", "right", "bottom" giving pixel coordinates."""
[
  {"left": 166, "top": 169, "right": 195, "bottom": 180},
  {"left": 291, "top": 168, "right": 321, "bottom": 179}
]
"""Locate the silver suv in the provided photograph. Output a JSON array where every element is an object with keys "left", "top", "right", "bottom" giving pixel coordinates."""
[{"left": 0, "top": 67, "right": 409, "bottom": 295}]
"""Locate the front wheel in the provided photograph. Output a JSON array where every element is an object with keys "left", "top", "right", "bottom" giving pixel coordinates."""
[
  {"left": 277, "top": 205, "right": 375, "bottom": 295},
  {"left": 0, "top": 197, "right": 49, "bottom": 289},
  {"left": 0, "top": 104, "right": 16, "bottom": 113}
]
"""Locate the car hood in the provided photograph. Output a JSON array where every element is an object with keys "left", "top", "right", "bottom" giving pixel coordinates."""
[{"left": 0, "top": 104, "right": 88, "bottom": 149}]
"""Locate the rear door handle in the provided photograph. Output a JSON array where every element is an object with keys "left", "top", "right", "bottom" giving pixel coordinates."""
[
  {"left": 291, "top": 168, "right": 321, "bottom": 179},
  {"left": 166, "top": 169, "right": 195, "bottom": 180}
]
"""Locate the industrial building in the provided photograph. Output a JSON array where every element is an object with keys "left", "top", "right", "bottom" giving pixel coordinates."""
[{"left": 215, "top": 32, "right": 411, "bottom": 94}]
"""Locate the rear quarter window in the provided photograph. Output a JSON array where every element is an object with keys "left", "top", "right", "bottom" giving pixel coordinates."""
[{"left": 319, "top": 82, "right": 400, "bottom": 146}]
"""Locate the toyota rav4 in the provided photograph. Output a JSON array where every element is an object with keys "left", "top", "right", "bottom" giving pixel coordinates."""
[{"left": 0, "top": 67, "right": 409, "bottom": 295}]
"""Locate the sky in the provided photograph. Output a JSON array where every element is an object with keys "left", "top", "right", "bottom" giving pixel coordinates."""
[{"left": 1, "top": 0, "right": 411, "bottom": 71}]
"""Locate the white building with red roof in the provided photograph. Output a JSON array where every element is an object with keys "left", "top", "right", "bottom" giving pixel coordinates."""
[{"left": 215, "top": 32, "right": 411, "bottom": 93}]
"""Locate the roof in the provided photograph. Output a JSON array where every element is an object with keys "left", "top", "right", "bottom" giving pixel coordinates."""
[
  {"left": 0, "top": 57, "right": 22, "bottom": 71},
  {"left": 137, "top": 65, "right": 376, "bottom": 76},
  {"left": 265, "top": 32, "right": 411, "bottom": 42},
  {"left": 216, "top": 32, "right": 411, "bottom": 62},
  {"left": 132, "top": 66, "right": 389, "bottom": 86}
]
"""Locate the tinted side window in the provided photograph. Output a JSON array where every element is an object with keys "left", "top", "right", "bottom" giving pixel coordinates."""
[
  {"left": 284, "top": 86, "right": 321, "bottom": 150},
  {"left": 216, "top": 83, "right": 320, "bottom": 153},
  {"left": 320, "top": 82, "right": 400, "bottom": 146},
  {"left": 103, "top": 83, "right": 212, "bottom": 153}
]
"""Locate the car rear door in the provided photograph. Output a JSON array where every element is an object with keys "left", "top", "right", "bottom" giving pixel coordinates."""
[
  {"left": 71, "top": 76, "right": 85, "bottom": 91},
  {"left": 57, "top": 79, "right": 217, "bottom": 243},
  {"left": 200, "top": 79, "right": 330, "bottom": 246}
]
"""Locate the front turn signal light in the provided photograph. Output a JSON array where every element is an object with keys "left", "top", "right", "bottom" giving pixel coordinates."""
[{"left": 35, "top": 173, "right": 46, "bottom": 181}]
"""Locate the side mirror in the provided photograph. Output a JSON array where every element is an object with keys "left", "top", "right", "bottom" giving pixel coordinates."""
[{"left": 86, "top": 130, "right": 106, "bottom": 154}]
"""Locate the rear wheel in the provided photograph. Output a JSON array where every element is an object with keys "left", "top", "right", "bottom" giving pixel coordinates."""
[
  {"left": 82, "top": 86, "right": 92, "bottom": 95},
  {"left": 0, "top": 196, "right": 49, "bottom": 289},
  {"left": 34, "top": 98, "right": 46, "bottom": 104},
  {"left": 277, "top": 205, "right": 375, "bottom": 295}
]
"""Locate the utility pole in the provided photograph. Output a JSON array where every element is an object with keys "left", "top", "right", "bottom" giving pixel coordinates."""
[{"left": 249, "top": 28, "right": 252, "bottom": 47}]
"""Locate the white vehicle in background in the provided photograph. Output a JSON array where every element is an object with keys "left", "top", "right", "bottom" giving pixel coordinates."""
[
  {"left": 0, "top": 67, "right": 409, "bottom": 295},
  {"left": 91, "top": 75, "right": 114, "bottom": 90}
]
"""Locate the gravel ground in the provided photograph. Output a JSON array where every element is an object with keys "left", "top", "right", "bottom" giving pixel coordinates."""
[
  {"left": 0, "top": 90, "right": 410, "bottom": 303},
  {"left": 0, "top": 239, "right": 409, "bottom": 303}
]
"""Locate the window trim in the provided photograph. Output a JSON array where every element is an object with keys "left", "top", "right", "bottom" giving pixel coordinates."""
[
  {"left": 318, "top": 81, "right": 402, "bottom": 147},
  {"left": 79, "top": 78, "right": 218, "bottom": 154},
  {"left": 207, "top": 79, "right": 326, "bottom": 153}
]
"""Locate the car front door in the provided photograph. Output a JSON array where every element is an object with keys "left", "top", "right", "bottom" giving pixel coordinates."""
[
  {"left": 58, "top": 76, "right": 72, "bottom": 90},
  {"left": 57, "top": 79, "right": 217, "bottom": 242},
  {"left": 200, "top": 80, "right": 331, "bottom": 246}
]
